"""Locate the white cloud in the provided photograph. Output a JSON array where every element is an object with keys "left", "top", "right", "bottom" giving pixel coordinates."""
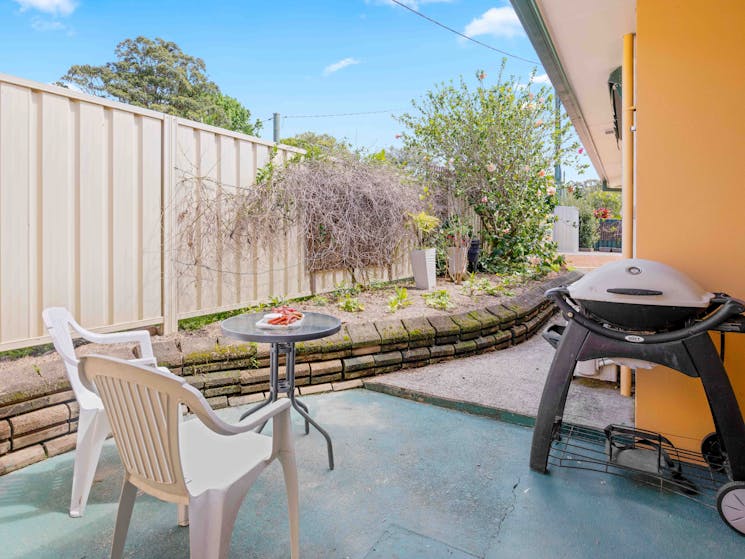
[
  {"left": 13, "top": 0, "right": 77, "bottom": 16},
  {"left": 464, "top": 7, "right": 524, "bottom": 39},
  {"left": 323, "top": 57, "right": 360, "bottom": 76},
  {"left": 514, "top": 74, "right": 551, "bottom": 90},
  {"left": 31, "top": 17, "right": 66, "bottom": 31}
]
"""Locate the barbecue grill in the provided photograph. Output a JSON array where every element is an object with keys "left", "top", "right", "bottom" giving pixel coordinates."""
[{"left": 530, "top": 258, "right": 745, "bottom": 534}]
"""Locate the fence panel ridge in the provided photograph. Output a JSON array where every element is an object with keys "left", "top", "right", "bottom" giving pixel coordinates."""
[{"left": 0, "top": 75, "right": 165, "bottom": 350}]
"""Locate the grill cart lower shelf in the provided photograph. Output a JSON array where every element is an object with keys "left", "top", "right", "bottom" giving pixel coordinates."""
[{"left": 549, "top": 423, "right": 732, "bottom": 510}]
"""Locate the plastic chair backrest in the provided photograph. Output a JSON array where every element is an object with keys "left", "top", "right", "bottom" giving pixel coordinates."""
[
  {"left": 78, "top": 355, "right": 190, "bottom": 502},
  {"left": 42, "top": 307, "right": 95, "bottom": 405}
]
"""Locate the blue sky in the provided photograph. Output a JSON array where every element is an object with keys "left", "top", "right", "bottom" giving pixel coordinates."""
[{"left": 0, "top": 0, "right": 593, "bottom": 180}]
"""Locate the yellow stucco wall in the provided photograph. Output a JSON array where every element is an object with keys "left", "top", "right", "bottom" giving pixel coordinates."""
[{"left": 634, "top": 0, "right": 745, "bottom": 450}]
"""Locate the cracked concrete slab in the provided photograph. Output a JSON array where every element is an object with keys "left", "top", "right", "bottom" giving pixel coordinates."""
[{"left": 0, "top": 390, "right": 741, "bottom": 558}]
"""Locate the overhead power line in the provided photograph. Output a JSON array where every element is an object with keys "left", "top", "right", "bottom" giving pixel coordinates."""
[
  {"left": 390, "top": 0, "right": 540, "bottom": 65},
  {"left": 282, "top": 109, "right": 403, "bottom": 119}
]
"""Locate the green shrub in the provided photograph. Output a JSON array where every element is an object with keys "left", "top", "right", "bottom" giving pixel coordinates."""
[
  {"left": 399, "top": 64, "right": 586, "bottom": 273},
  {"left": 578, "top": 206, "right": 599, "bottom": 249}
]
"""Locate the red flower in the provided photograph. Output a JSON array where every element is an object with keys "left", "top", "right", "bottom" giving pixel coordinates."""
[{"left": 593, "top": 207, "right": 611, "bottom": 219}]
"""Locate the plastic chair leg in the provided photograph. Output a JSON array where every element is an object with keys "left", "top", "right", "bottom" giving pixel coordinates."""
[
  {"left": 69, "top": 408, "right": 110, "bottom": 517},
  {"left": 280, "top": 450, "right": 300, "bottom": 559},
  {"left": 189, "top": 490, "right": 245, "bottom": 559},
  {"left": 111, "top": 479, "right": 138, "bottom": 559},
  {"left": 178, "top": 504, "right": 189, "bottom": 526},
  {"left": 275, "top": 409, "right": 300, "bottom": 558}
]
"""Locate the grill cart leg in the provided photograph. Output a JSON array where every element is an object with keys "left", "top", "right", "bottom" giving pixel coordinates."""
[
  {"left": 685, "top": 333, "right": 745, "bottom": 481},
  {"left": 530, "top": 321, "right": 590, "bottom": 473}
]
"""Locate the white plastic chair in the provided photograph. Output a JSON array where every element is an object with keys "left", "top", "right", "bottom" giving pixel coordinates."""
[
  {"left": 78, "top": 355, "right": 300, "bottom": 559},
  {"left": 42, "top": 307, "right": 166, "bottom": 518}
]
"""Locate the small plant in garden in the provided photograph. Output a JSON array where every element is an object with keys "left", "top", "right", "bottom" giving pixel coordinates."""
[
  {"left": 479, "top": 278, "right": 510, "bottom": 296},
  {"left": 461, "top": 273, "right": 480, "bottom": 297},
  {"left": 332, "top": 281, "right": 361, "bottom": 299},
  {"left": 387, "top": 287, "right": 412, "bottom": 312},
  {"left": 422, "top": 290, "right": 454, "bottom": 310},
  {"left": 494, "top": 282, "right": 515, "bottom": 297},
  {"left": 268, "top": 294, "right": 287, "bottom": 308},
  {"left": 311, "top": 295, "right": 329, "bottom": 306},
  {"left": 338, "top": 294, "right": 365, "bottom": 312},
  {"left": 461, "top": 274, "right": 509, "bottom": 297},
  {"left": 369, "top": 279, "right": 388, "bottom": 291}
]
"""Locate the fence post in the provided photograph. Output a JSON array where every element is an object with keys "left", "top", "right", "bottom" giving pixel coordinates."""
[{"left": 161, "top": 115, "right": 178, "bottom": 334}]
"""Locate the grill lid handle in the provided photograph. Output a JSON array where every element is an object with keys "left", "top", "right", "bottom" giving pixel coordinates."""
[
  {"left": 606, "top": 288, "right": 663, "bottom": 296},
  {"left": 546, "top": 286, "right": 745, "bottom": 344}
]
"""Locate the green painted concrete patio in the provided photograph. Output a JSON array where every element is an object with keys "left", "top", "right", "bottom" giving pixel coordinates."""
[{"left": 1, "top": 389, "right": 743, "bottom": 558}]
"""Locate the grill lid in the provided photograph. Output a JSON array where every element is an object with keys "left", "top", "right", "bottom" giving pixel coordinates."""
[{"left": 568, "top": 258, "right": 714, "bottom": 308}]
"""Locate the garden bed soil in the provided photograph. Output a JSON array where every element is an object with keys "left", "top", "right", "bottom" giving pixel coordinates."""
[
  {"left": 0, "top": 272, "right": 562, "bottom": 373},
  {"left": 199, "top": 271, "right": 562, "bottom": 338}
]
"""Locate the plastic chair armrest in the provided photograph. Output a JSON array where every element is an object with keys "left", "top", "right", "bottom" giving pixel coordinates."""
[
  {"left": 231, "top": 400, "right": 292, "bottom": 433},
  {"left": 183, "top": 387, "right": 290, "bottom": 436},
  {"left": 69, "top": 324, "right": 156, "bottom": 360}
]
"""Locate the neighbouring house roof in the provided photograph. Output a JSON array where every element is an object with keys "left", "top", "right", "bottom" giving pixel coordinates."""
[{"left": 510, "top": 0, "right": 636, "bottom": 188}]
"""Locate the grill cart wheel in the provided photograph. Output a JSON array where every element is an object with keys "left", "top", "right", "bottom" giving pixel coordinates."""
[
  {"left": 701, "top": 432, "right": 727, "bottom": 473},
  {"left": 717, "top": 482, "right": 745, "bottom": 535}
]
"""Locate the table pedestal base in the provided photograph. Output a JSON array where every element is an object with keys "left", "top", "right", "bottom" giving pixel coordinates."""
[{"left": 240, "top": 342, "right": 335, "bottom": 470}]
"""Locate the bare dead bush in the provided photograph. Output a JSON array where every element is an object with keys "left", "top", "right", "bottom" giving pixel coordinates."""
[
  {"left": 255, "top": 157, "right": 420, "bottom": 282},
  {"left": 175, "top": 155, "right": 421, "bottom": 285}
]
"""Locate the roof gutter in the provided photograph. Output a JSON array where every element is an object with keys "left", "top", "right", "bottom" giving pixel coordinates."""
[{"left": 510, "top": 0, "right": 615, "bottom": 187}]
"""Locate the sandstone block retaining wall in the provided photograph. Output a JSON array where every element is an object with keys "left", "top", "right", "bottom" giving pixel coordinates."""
[{"left": 0, "top": 271, "right": 580, "bottom": 475}]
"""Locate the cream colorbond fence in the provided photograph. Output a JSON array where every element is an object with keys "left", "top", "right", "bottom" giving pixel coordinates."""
[
  {"left": 0, "top": 74, "right": 411, "bottom": 350},
  {"left": 0, "top": 75, "right": 164, "bottom": 350}
]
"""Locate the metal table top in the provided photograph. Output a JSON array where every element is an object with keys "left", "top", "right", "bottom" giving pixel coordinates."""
[{"left": 221, "top": 311, "right": 341, "bottom": 344}]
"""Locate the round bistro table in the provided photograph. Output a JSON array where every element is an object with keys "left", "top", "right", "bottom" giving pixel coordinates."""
[{"left": 221, "top": 312, "right": 341, "bottom": 470}]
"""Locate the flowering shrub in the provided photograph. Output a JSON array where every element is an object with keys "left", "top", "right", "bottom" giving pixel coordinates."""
[
  {"left": 593, "top": 207, "right": 612, "bottom": 219},
  {"left": 398, "top": 63, "right": 586, "bottom": 272}
]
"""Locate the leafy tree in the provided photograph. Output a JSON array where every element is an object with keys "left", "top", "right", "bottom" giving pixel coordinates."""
[
  {"left": 57, "top": 36, "right": 261, "bottom": 135},
  {"left": 202, "top": 92, "right": 262, "bottom": 136},
  {"left": 280, "top": 131, "right": 354, "bottom": 160},
  {"left": 398, "top": 63, "right": 586, "bottom": 272}
]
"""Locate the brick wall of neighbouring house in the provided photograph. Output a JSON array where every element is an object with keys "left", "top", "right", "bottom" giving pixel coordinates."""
[{"left": 0, "top": 271, "right": 581, "bottom": 475}]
